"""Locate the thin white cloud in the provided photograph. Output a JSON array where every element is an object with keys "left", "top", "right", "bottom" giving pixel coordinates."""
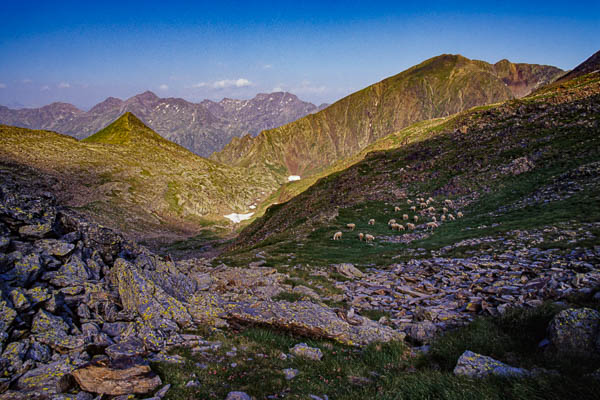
[
  {"left": 22, "top": 79, "right": 33, "bottom": 84},
  {"left": 263, "top": 64, "right": 273, "bottom": 70},
  {"left": 159, "top": 84, "right": 169, "bottom": 90},
  {"left": 213, "top": 78, "right": 252, "bottom": 89},
  {"left": 191, "top": 78, "right": 253, "bottom": 90},
  {"left": 0, "top": 83, "right": 6, "bottom": 89},
  {"left": 58, "top": 82, "right": 70, "bottom": 88},
  {"left": 40, "top": 85, "right": 50, "bottom": 91},
  {"left": 272, "top": 85, "right": 284, "bottom": 92},
  {"left": 292, "top": 80, "right": 327, "bottom": 95}
]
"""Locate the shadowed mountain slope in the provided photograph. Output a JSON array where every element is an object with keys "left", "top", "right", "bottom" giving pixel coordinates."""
[{"left": 212, "top": 55, "right": 562, "bottom": 179}]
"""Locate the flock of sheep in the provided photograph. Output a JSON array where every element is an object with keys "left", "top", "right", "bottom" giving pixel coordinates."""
[{"left": 332, "top": 197, "right": 463, "bottom": 243}]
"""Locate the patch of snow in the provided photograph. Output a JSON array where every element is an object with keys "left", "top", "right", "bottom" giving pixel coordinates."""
[
  {"left": 224, "top": 212, "right": 254, "bottom": 223},
  {"left": 288, "top": 175, "right": 301, "bottom": 182},
  {"left": 249, "top": 205, "right": 256, "bottom": 209}
]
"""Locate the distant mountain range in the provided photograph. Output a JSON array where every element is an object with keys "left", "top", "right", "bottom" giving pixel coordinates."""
[
  {"left": 212, "top": 55, "right": 563, "bottom": 178},
  {"left": 0, "top": 91, "right": 327, "bottom": 157}
]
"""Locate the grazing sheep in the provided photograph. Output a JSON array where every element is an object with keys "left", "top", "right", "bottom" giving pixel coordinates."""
[
  {"left": 457, "top": 212, "right": 464, "bottom": 218},
  {"left": 441, "top": 215, "right": 446, "bottom": 221},
  {"left": 368, "top": 219, "right": 375, "bottom": 225},
  {"left": 407, "top": 199, "right": 413, "bottom": 205},
  {"left": 448, "top": 214, "right": 455, "bottom": 221},
  {"left": 388, "top": 219, "right": 397, "bottom": 226},
  {"left": 410, "top": 206, "right": 416, "bottom": 212},
  {"left": 420, "top": 202, "right": 428, "bottom": 209},
  {"left": 444, "top": 199, "right": 454, "bottom": 207},
  {"left": 333, "top": 231, "right": 343, "bottom": 240},
  {"left": 442, "top": 207, "right": 448, "bottom": 214},
  {"left": 402, "top": 214, "right": 409, "bottom": 220},
  {"left": 427, "top": 197, "right": 435, "bottom": 203},
  {"left": 426, "top": 222, "right": 438, "bottom": 230},
  {"left": 365, "top": 234, "right": 375, "bottom": 242},
  {"left": 427, "top": 207, "right": 436, "bottom": 213},
  {"left": 358, "top": 232, "right": 364, "bottom": 241},
  {"left": 346, "top": 223, "right": 356, "bottom": 231},
  {"left": 413, "top": 215, "right": 419, "bottom": 223},
  {"left": 391, "top": 223, "right": 405, "bottom": 231},
  {"left": 407, "top": 223, "right": 416, "bottom": 230},
  {"left": 394, "top": 206, "right": 401, "bottom": 212},
  {"left": 432, "top": 216, "right": 437, "bottom": 222}
]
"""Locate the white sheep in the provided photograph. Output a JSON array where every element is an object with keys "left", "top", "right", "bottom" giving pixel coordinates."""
[
  {"left": 413, "top": 215, "right": 419, "bottom": 223},
  {"left": 442, "top": 207, "right": 448, "bottom": 214},
  {"left": 427, "top": 197, "right": 435, "bottom": 203},
  {"left": 368, "top": 219, "right": 375, "bottom": 225},
  {"left": 394, "top": 206, "right": 401, "bottom": 212},
  {"left": 427, "top": 207, "right": 436, "bottom": 213},
  {"left": 426, "top": 222, "right": 439, "bottom": 230},
  {"left": 420, "top": 202, "right": 428, "bottom": 209},
  {"left": 346, "top": 223, "right": 356, "bottom": 231},
  {"left": 333, "top": 231, "right": 343, "bottom": 240},
  {"left": 448, "top": 214, "right": 455, "bottom": 221},
  {"left": 444, "top": 199, "right": 454, "bottom": 207},
  {"left": 410, "top": 206, "right": 417, "bottom": 212},
  {"left": 407, "top": 223, "right": 416, "bottom": 230},
  {"left": 441, "top": 215, "right": 446, "bottom": 221},
  {"left": 457, "top": 212, "right": 464, "bottom": 218},
  {"left": 396, "top": 223, "right": 405, "bottom": 231},
  {"left": 407, "top": 199, "right": 413, "bottom": 205},
  {"left": 365, "top": 234, "right": 375, "bottom": 242},
  {"left": 358, "top": 232, "right": 364, "bottom": 241},
  {"left": 403, "top": 214, "right": 409, "bottom": 220},
  {"left": 432, "top": 216, "right": 437, "bottom": 222}
]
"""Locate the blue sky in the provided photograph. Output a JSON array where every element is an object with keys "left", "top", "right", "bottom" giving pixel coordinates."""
[{"left": 0, "top": 0, "right": 598, "bottom": 109}]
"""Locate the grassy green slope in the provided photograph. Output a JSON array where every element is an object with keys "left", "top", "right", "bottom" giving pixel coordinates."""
[
  {"left": 212, "top": 55, "right": 562, "bottom": 181},
  {"left": 221, "top": 71, "right": 600, "bottom": 266},
  {"left": 0, "top": 113, "right": 280, "bottom": 241}
]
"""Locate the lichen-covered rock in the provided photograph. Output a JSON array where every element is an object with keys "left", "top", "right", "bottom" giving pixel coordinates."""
[
  {"left": 26, "top": 341, "right": 51, "bottom": 363},
  {"left": 34, "top": 239, "right": 75, "bottom": 257},
  {"left": 334, "top": 263, "right": 364, "bottom": 279},
  {"left": 405, "top": 321, "right": 439, "bottom": 344},
  {"left": 292, "top": 285, "right": 320, "bottom": 299},
  {"left": 25, "top": 286, "right": 51, "bottom": 305},
  {"left": 114, "top": 259, "right": 192, "bottom": 330},
  {"left": 71, "top": 357, "right": 162, "bottom": 396},
  {"left": 290, "top": 343, "right": 323, "bottom": 361},
  {"left": 0, "top": 298, "right": 16, "bottom": 345},
  {"left": 31, "top": 310, "right": 85, "bottom": 352},
  {"left": 454, "top": 350, "right": 531, "bottom": 378},
  {"left": 221, "top": 298, "right": 404, "bottom": 346},
  {"left": 8, "top": 289, "right": 30, "bottom": 311},
  {"left": 16, "top": 359, "right": 75, "bottom": 395},
  {"left": 0, "top": 341, "right": 28, "bottom": 375},
  {"left": 50, "top": 256, "right": 91, "bottom": 287},
  {"left": 12, "top": 253, "right": 42, "bottom": 286},
  {"left": 105, "top": 338, "right": 146, "bottom": 361},
  {"left": 18, "top": 223, "right": 52, "bottom": 238},
  {"left": 548, "top": 308, "right": 600, "bottom": 355}
]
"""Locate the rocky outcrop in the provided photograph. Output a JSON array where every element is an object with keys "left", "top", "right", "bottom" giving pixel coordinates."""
[
  {"left": 453, "top": 350, "right": 531, "bottom": 378},
  {"left": 72, "top": 357, "right": 162, "bottom": 395},
  {"left": 547, "top": 308, "right": 600, "bottom": 356},
  {"left": 0, "top": 179, "right": 400, "bottom": 397}
]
